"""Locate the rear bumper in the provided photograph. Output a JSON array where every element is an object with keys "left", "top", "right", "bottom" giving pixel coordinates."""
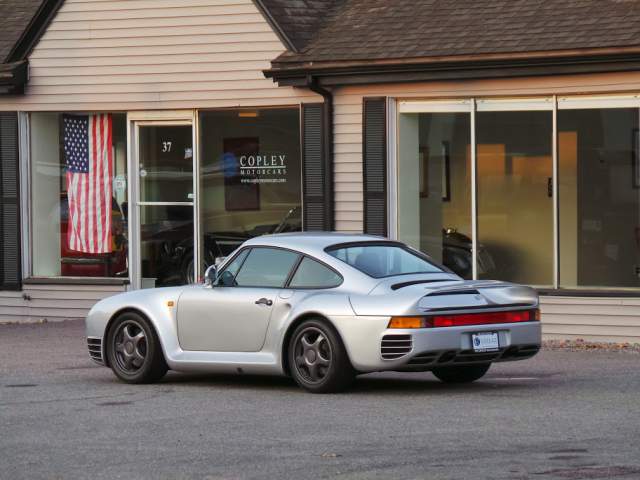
[{"left": 333, "top": 316, "right": 541, "bottom": 373}]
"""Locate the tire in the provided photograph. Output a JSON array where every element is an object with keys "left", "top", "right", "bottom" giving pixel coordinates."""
[
  {"left": 106, "top": 312, "right": 168, "bottom": 384},
  {"left": 288, "top": 319, "right": 355, "bottom": 393},
  {"left": 432, "top": 363, "right": 491, "bottom": 384}
]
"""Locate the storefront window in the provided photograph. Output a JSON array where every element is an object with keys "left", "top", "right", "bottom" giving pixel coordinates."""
[
  {"left": 198, "top": 108, "right": 302, "bottom": 277},
  {"left": 30, "top": 113, "right": 128, "bottom": 278},
  {"left": 397, "top": 112, "right": 472, "bottom": 278},
  {"left": 476, "top": 110, "right": 553, "bottom": 286},
  {"left": 558, "top": 108, "right": 640, "bottom": 288}
]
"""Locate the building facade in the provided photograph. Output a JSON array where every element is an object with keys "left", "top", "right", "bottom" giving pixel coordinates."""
[{"left": 1, "top": 0, "right": 640, "bottom": 343}]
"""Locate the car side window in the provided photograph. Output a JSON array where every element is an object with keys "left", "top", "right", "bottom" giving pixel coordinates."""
[
  {"left": 216, "top": 249, "right": 250, "bottom": 286},
  {"left": 234, "top": 248, "right": 299, "bottom": 288},
  {"left": 288, "top": 257, "right": 342, "bottom": 289}
]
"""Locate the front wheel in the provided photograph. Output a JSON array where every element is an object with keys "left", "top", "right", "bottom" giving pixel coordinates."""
[
  {"left": 432, "top": 363, "right": 491, "bottom": 384},
  {"left": 106, "top": 312, "right": 168, "bottom": 384},
  {"left": 288, "top": 319, "right": 355, "bottom": 393}
]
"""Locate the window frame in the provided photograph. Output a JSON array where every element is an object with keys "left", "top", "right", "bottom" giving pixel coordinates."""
[
  {"left": 392, "top": 95, "right": 640, "bottom": 294},
  {"left": 26, "top": 111, "right": 131, "bottom": 282}
]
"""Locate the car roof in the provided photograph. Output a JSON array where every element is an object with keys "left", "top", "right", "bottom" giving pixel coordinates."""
[{"left": 242, "top": 232, "right": 389, "bottom": 251}]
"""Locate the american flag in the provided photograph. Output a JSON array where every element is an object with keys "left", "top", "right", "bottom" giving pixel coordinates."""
[{"left": 63, "top": 114, "right": 113, "bottom": 254}]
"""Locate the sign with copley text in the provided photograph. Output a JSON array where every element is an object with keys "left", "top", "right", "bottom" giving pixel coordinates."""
[{"left": 239, "top": 154, "right": 288, "bottom": 184}]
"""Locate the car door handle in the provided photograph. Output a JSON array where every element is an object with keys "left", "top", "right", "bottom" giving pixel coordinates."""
[{"left": 255, "top": 298, "right": 273, "bottom": 306}]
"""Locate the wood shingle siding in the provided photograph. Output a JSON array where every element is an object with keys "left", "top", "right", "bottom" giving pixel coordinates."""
[{"left": 0, "top": 0, "right": 320, "bottom": 111}]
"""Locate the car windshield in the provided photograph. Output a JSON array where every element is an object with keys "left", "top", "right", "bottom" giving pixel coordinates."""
[{"left": 327, "top": 243, "right": 443, "bottom": 278}]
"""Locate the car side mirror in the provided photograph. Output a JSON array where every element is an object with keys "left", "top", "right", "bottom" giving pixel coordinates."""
[{"left": 204, "top": 265, "right": 217, "bottom": 286}]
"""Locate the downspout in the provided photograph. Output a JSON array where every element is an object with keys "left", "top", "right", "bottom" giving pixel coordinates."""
[{"left": 306, "top": 75, "right": 334, "bottom": 231}]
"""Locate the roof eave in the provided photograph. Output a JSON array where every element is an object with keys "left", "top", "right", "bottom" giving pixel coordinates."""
[
  {"left": 251, "top": 0, "right": 300, "bottom": 53},
  {"left": 6, "top": 0, "right": 66, "bottom": 63},
  {"left": 265, "top": 48, "right": 640, "bottom": 87}
]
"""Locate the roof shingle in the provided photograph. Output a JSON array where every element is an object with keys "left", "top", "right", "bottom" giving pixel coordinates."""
[
  {"left": 273, "top": 0, "right": 640, "bottom": 66},
  {"left": 0, "top": 0, "right": 45, "bottom": 63},
  {"left": 257, "top": 0, "right": 343, "bottom": 52}
]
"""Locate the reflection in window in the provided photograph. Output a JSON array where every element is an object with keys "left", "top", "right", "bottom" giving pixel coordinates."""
[
  {"left": 328, "top": 244, "right": 442, "bottom": 278},
  {"left": 476, "top": 111, "right": 553, "bottom": 286},
  {"left": 31, "top": 113, "right": 128, "bottom": 278},
  {"left": 397, "top": 112, "right": 473, "bottom": 278},
  {"left": 198, "top": 108, "right": 302, "bottom": 280},
  {"left": 558, "top": 108, "right": 640, "bottom": 288}
]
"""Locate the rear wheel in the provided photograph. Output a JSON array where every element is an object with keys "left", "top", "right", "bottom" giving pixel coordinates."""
[
  {"left": 432, "top": 363, "right": 490, "bottom": 384},
  {"left": 288, "top": 319, "right": 355, "bottom": 393},
  {"left": 106, "top": 312, "right": 168, "bottom": 384}
]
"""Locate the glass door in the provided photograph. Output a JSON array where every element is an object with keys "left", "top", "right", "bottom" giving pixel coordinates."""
[
  {"left": 134, "top": 121, "right": 195, "bottom": 288},
  {"left": 475, "top": 99, "right": 554, "bottom": 286}
]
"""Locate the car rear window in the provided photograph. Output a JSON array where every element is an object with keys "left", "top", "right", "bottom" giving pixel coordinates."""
[{"left": 327, "top": 243, "right": 442, "bottom": 278}]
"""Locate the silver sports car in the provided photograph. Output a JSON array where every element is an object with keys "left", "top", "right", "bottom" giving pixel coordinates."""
[{"left": 86, "top": 233, "right": 541, "bottom": 393}]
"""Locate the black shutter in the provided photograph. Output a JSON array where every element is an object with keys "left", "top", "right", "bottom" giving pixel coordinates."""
[
  {"left": 0, "top": 112, "right": 21, "bottom": 290},
  {"left": 302, "top": 103, "right": 331, "bottom": 231},
  {"left": 363, "top": 97, "right": 387, "bottom": 236}
]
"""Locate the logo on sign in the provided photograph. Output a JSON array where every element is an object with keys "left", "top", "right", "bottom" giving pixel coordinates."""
[{"left": 239, "top": 154, "right": 287, "bottom": 184}]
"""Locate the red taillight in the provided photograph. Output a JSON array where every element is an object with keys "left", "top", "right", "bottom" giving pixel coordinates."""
[{"left": 428, "top": 309, "right": 538, "bottom": 328}]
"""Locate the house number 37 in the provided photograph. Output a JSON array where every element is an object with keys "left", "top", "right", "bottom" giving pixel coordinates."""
[{"left": 162, "top": 141, "right": 172, "bottom": 153}]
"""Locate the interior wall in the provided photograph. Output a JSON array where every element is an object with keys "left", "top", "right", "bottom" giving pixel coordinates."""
[
  {"left": 558, "top": 131, "right": 578, "bottom": 286},
  {"left": 30, "top": 113, "right": 61, "bottom": 276},
  {"left": 397, "top": 113, "right": 420, "bottom": 250}
]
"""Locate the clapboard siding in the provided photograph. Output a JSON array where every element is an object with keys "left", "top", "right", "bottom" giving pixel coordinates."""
[
  {"left": 0, "top": 0, "right": 319, "bottom": 111},
  {"left": 0, "top": 284, "right": 127, "bottom": 323}
]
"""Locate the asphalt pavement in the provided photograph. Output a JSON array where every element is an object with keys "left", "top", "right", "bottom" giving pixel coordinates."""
[{"left": 1, "top": 320, "right": 640, "bottom": 480}]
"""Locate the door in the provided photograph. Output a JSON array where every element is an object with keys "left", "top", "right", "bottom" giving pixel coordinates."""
[
  {"left": 134, "top": 121, "right": 196, "bottom": 288},
  {"left": 177, "top": 247, "right": 300, "bottom": 352},
  {"left": 475, "top": 108, "right": 554, "bottom": 286}
]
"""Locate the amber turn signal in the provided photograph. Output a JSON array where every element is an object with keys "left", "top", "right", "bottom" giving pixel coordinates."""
[{"left": 388, "top": 316, "right": 427, "bottom": 329}]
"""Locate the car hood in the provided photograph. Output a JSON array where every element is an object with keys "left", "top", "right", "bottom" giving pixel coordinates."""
[{"left": 349, "top": 275, "right": 538, "bottom": 316}]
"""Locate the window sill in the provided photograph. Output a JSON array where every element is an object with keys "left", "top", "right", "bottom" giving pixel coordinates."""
[
  {"left": 23, "top": 277, "right": 130, "bottom": 286},
  {"left": 537, "top": 288, "right": 640, "bottom": 298}
]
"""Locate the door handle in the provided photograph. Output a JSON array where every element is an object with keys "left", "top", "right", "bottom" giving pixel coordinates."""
[{"left": 255, "top": 298, "right": 273, "bottom": 306}]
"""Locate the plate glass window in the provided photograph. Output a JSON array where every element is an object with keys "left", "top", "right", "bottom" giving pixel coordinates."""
[
  {"left": 30, "top": 113, "right": 128, "bottom": 278},
  {"left": 198, "top": 108, "right": 302, "bottom": 280},
  {"left": 558, "top": 108, "right": 640, "bottom": 288},
  {"left": 397, "top": 112, "right": 472, "bottom": 278}
]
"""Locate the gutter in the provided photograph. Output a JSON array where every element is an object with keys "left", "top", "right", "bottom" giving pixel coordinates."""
[
  {"left": 0, "top": 61, "right": 28, "bottom": 94},
  {"left": 306, "top": 75, "right": 334, "bottom": 231},
  {"left": 265, "top": 50, "right": 640, "bottom": 88}
]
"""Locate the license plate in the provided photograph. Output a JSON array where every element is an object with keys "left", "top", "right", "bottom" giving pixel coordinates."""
[{"left": 471, "top": 332, "right": 499, "bottom": 352}]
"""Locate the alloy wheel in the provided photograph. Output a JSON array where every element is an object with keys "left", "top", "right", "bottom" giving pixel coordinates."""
[
  {"left": 112, "top": 320, "right": 147, "bottom": 374},
  {"left": 293, "top": 327, "right": 333, "bottom": 384}
]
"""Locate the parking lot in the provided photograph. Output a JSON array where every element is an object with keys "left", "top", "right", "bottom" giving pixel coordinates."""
[{"left": 1, "top": 320, "right": 640, "bottom": 480}]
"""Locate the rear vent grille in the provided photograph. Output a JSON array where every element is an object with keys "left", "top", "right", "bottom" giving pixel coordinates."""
[
  {"left": 381, "top": 334, "right": 413, "bottom": 360},
  {"left": 87, "top": 337, "right": 103, "bottom": 364}
]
